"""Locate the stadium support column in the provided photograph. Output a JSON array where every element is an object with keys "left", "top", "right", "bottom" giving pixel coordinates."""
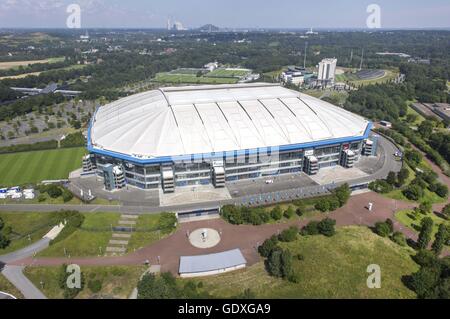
[
  {"left": 363, "top": 135, "right": 378, "bottom": 156},
  {"left": 341, "top": 149, "right": 356, "bottom": 168},
  {"left": 212, "top": 160, "right": 225, "bottom": 188},
  {"left": 82, "top": 154, "right": 96, "bottom": 172},
  {"left": 162, "top": 166, "right": 175, "bottom": 193},
  {"left": 303, "top": 155, "right": 319, "bottom": 175}
]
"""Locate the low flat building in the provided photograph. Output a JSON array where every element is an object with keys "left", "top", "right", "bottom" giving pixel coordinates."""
[{"left": 179, "top": 249, "right": 247, "bottom": 278}]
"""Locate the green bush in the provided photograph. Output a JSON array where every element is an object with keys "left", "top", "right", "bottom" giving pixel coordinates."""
[
  {"left": 317, "top": 218, "right": 336, "bottom": 237},
  {"left": 391, "top": 231, "right": 407, "bottom": 246},
  {"left": 258, "top": 235, "right": 279, "bottom": 258},
  {"left": 46, "top": 184, "right": 63, "bottom": 198},
  {"left": 158, "top": 213, "right": 177, "bottom": 232},
  {"left": 403, "top": 184, "right": 424, "bottom": 201},
  {"left": 301, "top": 221, "right": 320, "bottom": 236},
  {"left": 62, "top": 189, "right": 74, "bottom": 203},
  {"left": 369, "top": 180, "right": 393, "bottom": 194},
  {"left": 278, "top": 226, "right": 298, "bottom": 242},
  {"left": 283, "top": 206, "right": 295, "bottom": 219},
  {"left": 315, "top": 200, "right": 330, "bottom": 212},
  {"left": 374, "top": 221, "right": 392, "bottom": 237},
  {"left": 271, "top": 206, "right": 283, "bottom": 221},
  {"left": 435, "top": 183, "right": 448, "bottom": 198}
]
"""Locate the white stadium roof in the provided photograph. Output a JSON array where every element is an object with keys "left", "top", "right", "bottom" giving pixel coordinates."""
[{"left": 89, "top": 83, "right": 370, "bottom": 160}]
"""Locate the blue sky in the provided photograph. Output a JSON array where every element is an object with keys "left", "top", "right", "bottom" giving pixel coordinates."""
[{"left": 0, "top": 0, "right": 449, "bottom": 29}]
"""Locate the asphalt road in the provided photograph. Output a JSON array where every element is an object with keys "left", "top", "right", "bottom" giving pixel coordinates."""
[
  {"left": 1, "top": 266, "right": 46, "bottom": 299},
  {"left": 0, "top": 238, "right": 50, "bottom": 299}
]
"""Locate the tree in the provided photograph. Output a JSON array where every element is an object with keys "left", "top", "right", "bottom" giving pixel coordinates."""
[
  {"left": 435, "top": 183, "right": 448, "bottom": 198},
  {"left": 258, "top": 235, "right": 279, "bottom": 258},
  {"left": 278, "top": 226, "right": 298, "bottom": 242},
  {"left": 333, "top": 184, "right": 351, "bottom": 207},
  {"left": 391, "top": 231, "right": 407, "bottom": 246},
  {"left": 432, "top": 224, "right": 448, "bottom": 255},
  {"left": 402, "top": 184, "right": 424, "bottom": 201},
  {"left": 386, "top": 171, "right": 397, "bottom": 185},
  {"left": 271, "top": 206, "right": 283, "bottom": 221},
  {"left": 374, "top": 221, "right": 391, "bottom": 237},
  {"left": 417, "top": 217, "right": 434, "bottom": 249},
  {"left": 283, "top": 206, "right": 295, "bottom": 219},
  {"left": 418, "top": 120, "right": 434, "bottom": 139},
  {"left": 315, "top": 200, "right": 330, "bottom": 212},
  {"left": 137, "top": 273, "right": 179, "bottom": 299},
  {"left": 418, "top": 201, "right": 432, "bottom": 215},
  {"left": 301, "top": 221, "right": 319, "bottom": 235},
  {"left": 396, "top": 168, "right": 410, "bottom": 186},
  {"left": 408, "top": 266, "right": 441, "bottom": 299},
  {"left": 267, "top": 248, "right": 293, "bottom": 279},
  {"left": 317, "top": 218, "right": 336, "bottom": 237},
  {"left": 442, "top": 204, "right": 450, "bottom": 220},
  {"left": 0, "top": 217, "right": 10, "bottom": 249}
]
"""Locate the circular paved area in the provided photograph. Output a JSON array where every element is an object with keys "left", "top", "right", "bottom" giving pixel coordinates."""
[{"left": 189, "top": 228, "right": 221, "bottom": 249}]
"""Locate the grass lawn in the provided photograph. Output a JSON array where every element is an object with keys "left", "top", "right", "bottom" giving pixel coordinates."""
[
  {"left": 339, "top": 69, "right": 399, "bottom": 86},
  {"left": 205, "top": 68, "right": 250, "bottom": 78},
  {"left": 24, "top": 265, "right": 146, "bottom": 299},
  {"left": 127, "top": 214, "right": 174, "bottom": 252},
  {"left": 0, "top": 273, "right": 24, "bottom": 299},
  {"left": 0, "top": 147, "right": 86, "bottom": 187},
  {"left": 395, "top": 209, "right": 450, "bottom": 239},
  {"left": 187, "top": 226, "right": 418, "bottom": 299},
  {"left": 38, "top": 213, "right": 121, "bottom": 258},
  {"left": 0, "top": 212, "right": 54, "bottom": 255},
  {"left": 154, "top": 73, "right": 238, "bottom": 84}
]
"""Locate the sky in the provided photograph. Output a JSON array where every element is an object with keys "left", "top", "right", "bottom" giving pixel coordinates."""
[{"left": 0, "top": 0, "right": 449, "bottom": 29}]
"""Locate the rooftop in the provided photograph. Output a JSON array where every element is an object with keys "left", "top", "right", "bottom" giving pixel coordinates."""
[
  {"left": 179, "top": 249, "right": 246, "bottom": 274},
  {"left": 89, "top": 83, "right": 370, "bottom": 160}
]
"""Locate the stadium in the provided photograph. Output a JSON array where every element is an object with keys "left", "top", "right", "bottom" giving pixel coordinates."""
[{"left": 86, "top": 83, "right": 374, "bottom": 192}]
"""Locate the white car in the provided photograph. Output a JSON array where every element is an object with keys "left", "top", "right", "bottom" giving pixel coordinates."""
[{"left": 265, "top": 179, "right": 274, "bottom": 184}]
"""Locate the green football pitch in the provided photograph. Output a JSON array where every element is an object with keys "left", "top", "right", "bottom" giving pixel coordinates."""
[{"left": 0, "top": 147, "right": 86, "bottom": 187}]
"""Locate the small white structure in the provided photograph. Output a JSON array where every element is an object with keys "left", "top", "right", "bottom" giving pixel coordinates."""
[
  {"left": 0, "top": 188, "right": 7, "bottom": 199},
  {"left": 368, "top": 202, "right": 373, "bottom": 212},
  {"left": 179, "top": 249, "right": 247, "bottom": 278},
  {"left": 204, "top": 62, "right": 219, "bottom": 72},
  {"left": 23, "top": 189, "right": 35, "bottom": 200}
]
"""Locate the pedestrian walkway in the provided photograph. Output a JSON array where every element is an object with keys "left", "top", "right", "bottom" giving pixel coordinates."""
[{"left": 105, "top": 214, "right": 138, "bottom": 255}]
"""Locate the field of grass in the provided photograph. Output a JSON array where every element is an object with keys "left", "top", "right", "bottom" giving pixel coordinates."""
[
  {"left": 38, "top": 213, "right": 121, "bottom": 258},
  {"left": 154, "top": 73, "right": 238, "bottom": 84},
  {"left": 0, "top": 274, "right": 24, "bottom": 299},
  {"left": 0, "top": 63, "right": 86, "bottom": 80},
  {"left": 127, "top": 214, "right": 177, "bottom": 252},
  {"left": 0, "top": 147, "right": 86, "bottom": 187},
  {"left": 205, "top": 68, "right": 250, "bottom": 78},
  {"left": 187, "top": 226, "right": 418, "bottom": 298},
  {"left": 0, "top": 57, "right": 64, "bottom": 70},
  {"left": 0, "top": 212, "right": 54, "bottom": 255},
  {"left": 24, "top": 265, "right": 146, "bottom": 299},
  {"left": 335, "top": 69, "right": 399, "bottom": 86},
  {"left": 395, "top": 209, "right": 450, "bottom": 239}
]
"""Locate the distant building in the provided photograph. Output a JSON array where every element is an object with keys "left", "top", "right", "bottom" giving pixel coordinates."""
[
  {"left": 281, "top": 66, "right": 306, "bottom": 86},
  {"left": 204, "top": 62, "right": 219, "bottom": 72},
  {"left": 379, "top": 121, "right": 392, "bottom": 128},
  {"left": 306, "top": 27, "right": 318, "bottom": 35},
  {"left": 317, "top": 58, "right": 337, "bottom": 87}
]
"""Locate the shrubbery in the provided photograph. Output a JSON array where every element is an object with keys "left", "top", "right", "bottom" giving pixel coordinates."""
[
  {"left": 278, "top": 226, "right": 298, "bottom": 242},
  {"left": 369, "top": 179, "right": 393, "bottom": 194},
  {"left": 301, "top": 218, "right": 336, "bottom": 237}
]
